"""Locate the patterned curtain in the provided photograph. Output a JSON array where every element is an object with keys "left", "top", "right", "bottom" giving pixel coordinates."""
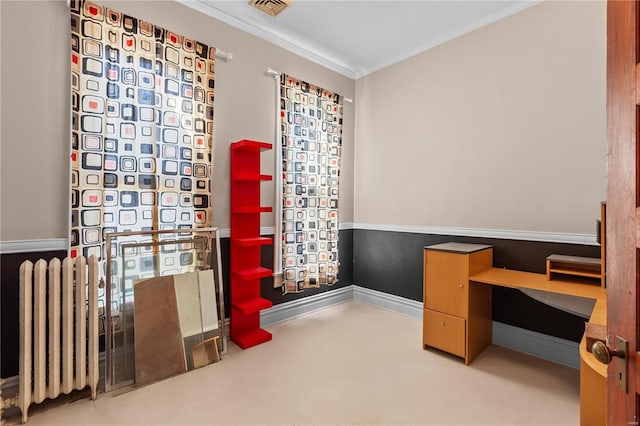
[
  {"left": 70, "top": 1, "right": 215, "bottom": 334},
  {"left": 279, "top": 74, "right": 343, "bottom": 294}
]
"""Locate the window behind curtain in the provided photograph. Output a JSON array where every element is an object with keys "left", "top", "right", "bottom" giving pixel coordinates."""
[
  {"left": 70, "top": 0, "right": 215, "bottom": 334},
  {"left": 279, "top": 74, "right": 343, "bottom": 295}
]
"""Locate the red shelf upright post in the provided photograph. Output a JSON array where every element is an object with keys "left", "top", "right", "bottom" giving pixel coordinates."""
[{"left": 230, "top": 140, "right": 274, "bottom": 349}]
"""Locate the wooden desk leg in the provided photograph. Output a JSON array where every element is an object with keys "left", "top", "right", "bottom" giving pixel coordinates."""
[
  {"left": 466, "top": 282, "right": 492, "bottom": 364},
  {"left": 546, "top": 259, "right": 551, "bottom": 280}
]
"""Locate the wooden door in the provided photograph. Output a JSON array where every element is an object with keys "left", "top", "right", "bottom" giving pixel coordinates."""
[{"left": 606, "top": 1, "right": 638, "bottom": 424}]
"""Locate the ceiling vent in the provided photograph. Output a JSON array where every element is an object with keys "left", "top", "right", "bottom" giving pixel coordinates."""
[{"left": 249, "top": 0, "right": 291, "bottom": 17}]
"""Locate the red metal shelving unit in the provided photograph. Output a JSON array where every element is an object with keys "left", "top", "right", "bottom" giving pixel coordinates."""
[{"left": 230, "top": 139, "right": 273, "bottom": 349}]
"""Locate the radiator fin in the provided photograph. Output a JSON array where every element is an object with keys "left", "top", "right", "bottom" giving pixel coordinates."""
[
  {"left": 74, "top": 256, "right": 87, "bottom": 391},
  {"left": 33, "top": 260, "right": 47, "bottom": 404},
  {"left": 61, "top": 257, "right": 74, "bottom": 394},
  {"left": 48, "top": 259, "right": 61, "bottom": 399},
  {"left": 18, "top": 261, "right": 33, "bottom": 425}
]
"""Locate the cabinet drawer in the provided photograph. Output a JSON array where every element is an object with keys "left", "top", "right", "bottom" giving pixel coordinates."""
[
  {"left": 424, "top": 250, "right": 468, "bottom": 317},
  {"left": 423, "top": 309, "right": 465, "bottom": 358}
]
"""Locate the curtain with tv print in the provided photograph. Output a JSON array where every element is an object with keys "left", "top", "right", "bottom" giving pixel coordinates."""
[
  {"left": 279, "top": 74, "right": 343, "bottom": 294},
  {"left": 69, "top": 0, "right": 214, "bottom": 334}
]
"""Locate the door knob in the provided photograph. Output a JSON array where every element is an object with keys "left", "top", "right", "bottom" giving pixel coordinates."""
[
  {"left": 592, "top": 336, "right": 628, "bottom": 392},
  {"left": 591, "top": 340, "right": 625, "bottom": 364}
]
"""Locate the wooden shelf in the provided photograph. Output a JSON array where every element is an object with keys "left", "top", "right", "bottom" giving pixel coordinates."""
[
  {"left": 234, "top": 267, "right": 272, "bottom": 281},
  {"left": 232, "top": 297, "right": 273, "bottom": 315},
  {"left": 546, "top": 254, "right": 602, "bottom": 285},
  {"left": 232, "top": 328, "right": 272, "bottom": 349},
  {"left": 232, "top": 237, "right": 273, "bottom": 247},
  {"left": 548, "top": 267, "right": 601, "bottom": 279}
]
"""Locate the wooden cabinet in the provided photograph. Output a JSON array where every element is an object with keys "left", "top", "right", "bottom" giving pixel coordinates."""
[{"left": 423, "top": 243, "right": 492, "bottom": 364}]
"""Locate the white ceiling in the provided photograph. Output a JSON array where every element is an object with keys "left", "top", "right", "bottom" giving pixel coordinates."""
[{"left": 179, "top": 0, "right": 540, "bottom": 79}]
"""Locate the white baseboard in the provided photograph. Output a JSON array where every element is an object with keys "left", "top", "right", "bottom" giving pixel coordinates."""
[
  {"left": 350, "top": 286, "right": 579, "bottom": 369},
  {"left": 353, "top": 285, "right": 423, "bottom": 319},
  {"left": 260, "top": 285, "right": 353, "bottom": 327},
  {"left": 492, "top": 321, "right": 579, "bottom": 369}
]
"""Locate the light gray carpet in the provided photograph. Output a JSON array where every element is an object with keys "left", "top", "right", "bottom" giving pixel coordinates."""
[{"left": 5, "top": 300, "right": 579, "bottom": 425}]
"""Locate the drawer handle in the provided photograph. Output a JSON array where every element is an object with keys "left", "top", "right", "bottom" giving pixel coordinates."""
[
  {"left": 440, "top": 321, "right": 445, "bottom": 326},
  {"left": 459, "top": 284, "right": 464, "bottom": 288}
]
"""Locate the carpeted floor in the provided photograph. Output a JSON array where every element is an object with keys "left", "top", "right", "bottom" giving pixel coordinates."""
[{"left": 4, "top": 300, "right": 579, "bottom": 425}]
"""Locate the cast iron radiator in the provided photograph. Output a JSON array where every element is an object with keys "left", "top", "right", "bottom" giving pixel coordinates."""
[{"left": 17, "top": 255, "right": 99, "bottom": 423}]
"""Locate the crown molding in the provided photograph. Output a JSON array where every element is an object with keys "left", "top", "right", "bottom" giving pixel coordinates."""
[
  {"left": 177, "top": 0, "right": 540, "bottom": 79},
  {"left": 360, "top": 1, "right": 541, "bottom": 77},
  {"left": 176, "top": 0, "right": 358, "bottom": 79}
]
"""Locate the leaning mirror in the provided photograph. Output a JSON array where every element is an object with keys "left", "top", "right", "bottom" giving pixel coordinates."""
[{"left": 104, "top": 227, "right": 225, "bottom": 391}]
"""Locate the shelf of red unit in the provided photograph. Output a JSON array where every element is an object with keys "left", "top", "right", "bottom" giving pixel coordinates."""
[
  {"left": 231, "top": 296, "right": 273, "bottom": 315},
  {"left": 233, "top": 206, "right": 273, "bottom": 214},
  {"left": 233, "top": 173, "right": 273, "bottom": 182},
  {"left": 233, "top": 236, "right": 273, "bottom": 247},
  {"left": 230, "top": 140, "right": 274, "bottom": 349}
]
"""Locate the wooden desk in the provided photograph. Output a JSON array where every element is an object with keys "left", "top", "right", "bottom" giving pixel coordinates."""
[
  {"left": 423, "top": 244, "right": 607, "bottom": 426},
  {"left": 468, "top": 268, "right": 607, "bottom": 369},
  {"left": 469, "top": 267, "right": 607, "bottom": 425}
]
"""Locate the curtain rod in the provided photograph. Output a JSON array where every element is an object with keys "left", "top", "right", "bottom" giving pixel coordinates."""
[
  {"left": 215, "top": 50, "right": 234, "bottom": 61},
  {"left": 66, "top": 0, "right": 234, "bottom": 61},
  {"left": 265, "top": 68, "right": 353, "bottom": 103}
]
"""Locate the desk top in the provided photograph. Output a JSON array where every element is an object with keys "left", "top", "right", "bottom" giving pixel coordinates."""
[
  {"left": 425, "top": 242, "right": 492, "bottom": 254},
  {"left": 470, "top": 268, "right": 606, "bottom": 300},
  {"left": 470, "top": 267, "right": 607, "bottom": 377}
]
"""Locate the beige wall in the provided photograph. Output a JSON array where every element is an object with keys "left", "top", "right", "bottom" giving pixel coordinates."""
[
  {"left": 0, "top": 0, "right": 355, "bottom": 242},
  {"left": 354, "top": 1, "right": 606, "bottom": 235},
  {"left": 0, "top": 0, "right": 607, "bottom": 241}
]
